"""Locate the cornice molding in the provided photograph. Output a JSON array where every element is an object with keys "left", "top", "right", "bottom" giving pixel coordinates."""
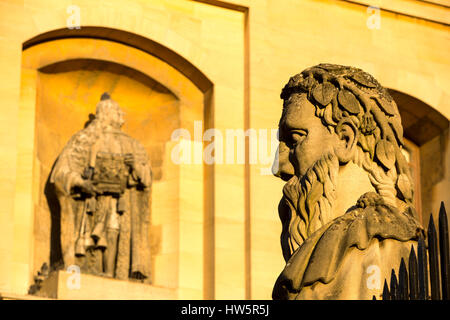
[{"left": 340, "top": 0, "right": 450, "bottom": 26}]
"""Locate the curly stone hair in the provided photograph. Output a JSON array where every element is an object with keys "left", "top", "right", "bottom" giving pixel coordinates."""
[{"left": 280, "top": 63, "right": 413, "bottom": 207}]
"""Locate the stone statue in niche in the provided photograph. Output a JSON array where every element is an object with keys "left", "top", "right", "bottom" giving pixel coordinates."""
[
  {"left": 271, "top": 64, "right": 424, "bottom": 299},
  {"left": 50, "top": 93, "right": 152, "bottom": 282}
]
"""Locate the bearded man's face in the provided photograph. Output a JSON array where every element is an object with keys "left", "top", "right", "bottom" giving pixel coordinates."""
[
  {"left": 273, "top": 93, "right": 344, "bottom": 258},
  {"left": 273, "top": 93, "right": 339, "bottom": 181}
]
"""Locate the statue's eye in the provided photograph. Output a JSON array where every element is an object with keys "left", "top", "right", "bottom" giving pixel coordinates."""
[{"left": 290, "top": 130, "right": 307, "bottom": 145}]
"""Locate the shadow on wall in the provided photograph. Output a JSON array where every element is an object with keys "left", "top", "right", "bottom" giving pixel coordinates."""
[
  {"left": 39, "top": 59, "right": 173, "bottom": 98},
  {"left": 44, "top": 160, "right": 63, "bottom": 270}
]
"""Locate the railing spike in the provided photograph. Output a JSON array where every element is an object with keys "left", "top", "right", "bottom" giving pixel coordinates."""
[
  {"left": 418, "top": 236, "right": 428, "bottom": 300},
  {"left": 390, "top": 269, "right": 399, "bottom": 300},
  {"left": 379, "top": 202, "right": 449, "bottom": 300},
  {"left": 382, "top": 279, "right": 390, "bottom": 300},
  {"left": 399, "top": 258, "right": 409, "bottom": 300},
  {"left": 409, "top": 245, "right": 419, "bottom": 300},
  {"left": 428, "top": 214, "right": 441, "bottom": 300},
  {"left": 438, "top": 201, "right": 449, "bottom": 300}
]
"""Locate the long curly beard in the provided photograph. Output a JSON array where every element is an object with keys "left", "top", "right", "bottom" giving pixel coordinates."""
[{"left": 280, "top": 153, "right": 339, "bottom": 261}]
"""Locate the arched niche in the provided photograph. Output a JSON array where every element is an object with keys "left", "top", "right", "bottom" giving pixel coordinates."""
[
  {"left": 389, "top": 88, "right": 449, "bottom": 226},
  {"left": 390, "top": 89, "right": 449, "bottom": 147},
  {"left": 19, "top": 29, "right": 214, "bottom": 298}
]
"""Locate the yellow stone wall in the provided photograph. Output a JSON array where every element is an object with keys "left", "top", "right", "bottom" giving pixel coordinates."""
[{"left": 0, "top": 0, "right": 448, "bottom": 300}]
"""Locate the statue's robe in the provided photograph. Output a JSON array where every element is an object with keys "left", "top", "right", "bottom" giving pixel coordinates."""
[
  {"left": 272, "top": 192, "right": 423, "bottom": 300},
  {"left": 50, "top": 123, "right": 152, "bottom": 281}
]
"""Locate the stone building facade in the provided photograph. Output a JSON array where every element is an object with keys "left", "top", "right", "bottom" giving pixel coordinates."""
[{"left": 0, "top": 0, "right": 448, "bottom": 299}]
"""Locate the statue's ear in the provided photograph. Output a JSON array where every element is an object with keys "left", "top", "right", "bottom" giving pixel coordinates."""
[{"left": 334, "top": 118, "right": 358, "bottom": 163}]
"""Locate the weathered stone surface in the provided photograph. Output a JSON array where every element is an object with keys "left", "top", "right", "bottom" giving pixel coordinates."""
[{"left": 272, "top": 64, "right": 424, "bottom": 300}]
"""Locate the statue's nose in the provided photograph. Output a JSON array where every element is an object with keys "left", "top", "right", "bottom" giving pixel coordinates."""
[{"left": 272, "top": 143, "right": 295, "bottom": 180}]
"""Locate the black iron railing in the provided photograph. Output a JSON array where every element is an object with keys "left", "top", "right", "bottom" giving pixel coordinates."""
[{"left": 378, "top": 202, "right": 449, "bottom": 300}]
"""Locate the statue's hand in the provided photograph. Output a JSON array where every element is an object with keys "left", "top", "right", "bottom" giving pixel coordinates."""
[
  {"left": 81, "top": 180, "right": 96, "bottom": 195},
  {"left": 73, "top": 178, "right": 96, "bottom": 196}
]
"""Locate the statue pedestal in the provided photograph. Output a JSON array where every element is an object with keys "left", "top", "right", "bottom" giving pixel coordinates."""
[{"left": 38, "top": 271, "right": 176, "bottom": 300}]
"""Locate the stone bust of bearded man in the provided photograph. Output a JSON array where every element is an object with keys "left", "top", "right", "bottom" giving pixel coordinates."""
[{"left": 271, "top": 64, "right": 424, "bottom": 300}]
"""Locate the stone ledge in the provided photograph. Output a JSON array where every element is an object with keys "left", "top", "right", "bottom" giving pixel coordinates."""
[
  {"left": 35, "top": 271, "right": 176, "bottom": 300},
  {"left": 0, "top": 292, "right": 55, "bottom": 300}
]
